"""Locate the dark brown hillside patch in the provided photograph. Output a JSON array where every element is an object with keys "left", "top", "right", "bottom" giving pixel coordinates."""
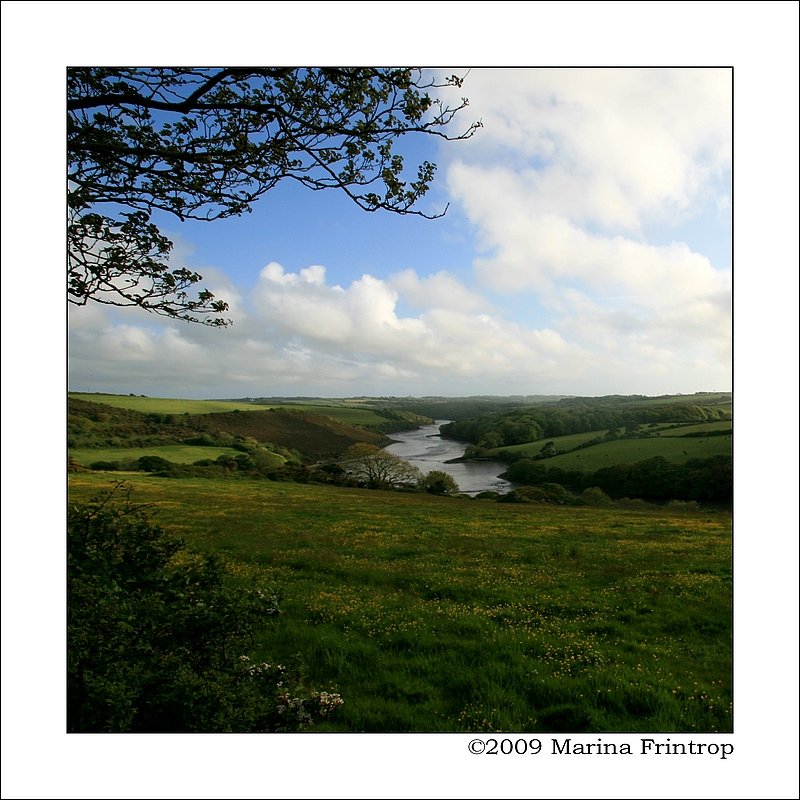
[
  {"left": 198, "top": 409, "right": 389, "bottom": 460},
  {"left": 68, "top": 397, "right": 389, "bottom": 460}
]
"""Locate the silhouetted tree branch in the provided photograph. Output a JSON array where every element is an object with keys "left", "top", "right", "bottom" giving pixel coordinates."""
[{"left": 68, "top": 67, "right": 480, "bottom": 325}]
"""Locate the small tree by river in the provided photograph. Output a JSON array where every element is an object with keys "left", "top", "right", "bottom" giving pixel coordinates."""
[
  {"left": 342, "top": 443, "right": 423, "bottom": 489},
  {"left": 419, "top": 470, "right": 460, "bottom": 495}
]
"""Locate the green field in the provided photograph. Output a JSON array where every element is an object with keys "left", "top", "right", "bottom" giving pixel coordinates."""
[
  {"left": 69, "top": 393, "right": 264, "bottom": 414},
  {"left": 622, "top": 393, "right": 732, "bottom": 408},
  {"left": 491, "top": 430, "right": 609, "bottom": 458},
  {"left": 69, "top": 393, "right": 403, "bottom": 430},
  {"left": 69, "top": 444, "right": 243, "bottom": 466},
  {"left": 540, "top": 435, "right": 732, "bottom": 472},
  {"left": 68, "top": 472, "right": 732, "bottom": 732},
  {"left": 656, "top": 421, "right": 732, "bottom": 436}
]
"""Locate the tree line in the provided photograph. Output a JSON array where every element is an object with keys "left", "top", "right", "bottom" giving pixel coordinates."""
[
  {"left": 78, "top": 443, "right": 462, "bottom": 497},
  {"left": 503, "top": 454, "right": 732, "bottom": 503},
  {"left": 440, "top": 401, "right": 730, "bottom": 449}
]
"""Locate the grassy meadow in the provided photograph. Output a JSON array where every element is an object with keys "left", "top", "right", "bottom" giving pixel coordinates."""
[
  {"left": 68, "top": 393, "right": 265, "bottom": 414},
  {"left": 68, "top": 471, "right": 732, "bottom": 733},
  {"left": 493, "top": 430, "right": 609, "bottom": 458},
  {"left": 68, "top": 392, "right": 412, "bottom": 430},
  {"left": 657, "top": 421, "right": 732, "bottom": 436},
  {"left": 69, "top": 444, "right": 242, "bottom": 466},
  {"left": 530, "top": 435, "right": 732, "bottom": 472}
]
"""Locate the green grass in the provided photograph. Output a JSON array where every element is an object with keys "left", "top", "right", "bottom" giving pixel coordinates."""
[
  {"left": 68, "top": 472, "right": 732, "bottom": 733},
  {"left": 491, "top": 430, "right": 608, "bottom": 457},
  {"left": 656, "top": 421, "right": 732, "bottom": 436},
  {"left": 541, "top": 436, "right": 732, "bottom": 472},
  {"left": 69, "top": 393, "right": 396, "bottom": 429},
  {"left": 625, "top": 393, "right": 732, "bottom": 408},
  {"left": 69, "top": 444, "right": 243, "bottom": 466},
  {"left": 483, "top": 425, "right": 731, "bottom": 466},
  {"left": 69, "top": 393, "right": 264, "bottom": 414}
]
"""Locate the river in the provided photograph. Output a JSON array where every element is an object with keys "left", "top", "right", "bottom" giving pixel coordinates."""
[{"left": 385, "top": 421, "right": 514, "bottom": 495}]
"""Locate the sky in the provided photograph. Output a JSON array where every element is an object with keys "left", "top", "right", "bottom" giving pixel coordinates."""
[{"left": 66, "top": 67, "right": 734, "bottom": 399}]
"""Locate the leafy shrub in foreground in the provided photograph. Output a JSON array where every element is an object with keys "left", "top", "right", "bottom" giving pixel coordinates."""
[{"left": 67, "top": 483, "right": 342, "bottom": 732}]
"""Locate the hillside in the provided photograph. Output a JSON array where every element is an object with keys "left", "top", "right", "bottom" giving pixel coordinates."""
[
  {"left": 69, "top": 392, "right": 733, "bottom": 501},
  {"left": 197, "top": 408, "right": 389, "bottom": 460},
  {"left": 68, "top": 396, "right": 390, "bottom": 461}
]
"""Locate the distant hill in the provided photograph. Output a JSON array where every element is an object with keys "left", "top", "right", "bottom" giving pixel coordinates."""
[
  {"left": 196, "top": 408, "right": 389, "bottom": 460},
  {"left": 68, "top": 397, "right": 389, "bottom": 461},
  {"left": 68, "top": 392, "right": 429, "bottom": 434}
]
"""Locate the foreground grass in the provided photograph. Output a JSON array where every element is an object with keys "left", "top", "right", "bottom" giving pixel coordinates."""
[{"left": 68, "top": 472, "right": 732, "bottom": 733}]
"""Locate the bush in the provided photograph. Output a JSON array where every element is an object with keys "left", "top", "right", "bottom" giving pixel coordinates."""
[
  {"left": 89, "top": 461, "right": 121, "bottom": 471},
  {"left": 136, "top": 455, "right": 174, "bottom": 473},
  {"left": 419, "top": 470, "right": 460, "bottom": 495},
  {"left": 616, "top": 497, "right": 653, "bottom": 509},
  {"left": 666, "top": 499, "right": 701, "bottom": 511},
  {"left": 540, "top": 482, "right": 571, "bottom": 504},
  {"left": 185, "top": 433, "right": 218, "bottom": 446},
  {"left": 499, "top": 485, "right": 572, "bottom": 504},
  {"left": 581, "top": 487, "right": 612, "bottom": 506},
  {"left": 68, "top": 483, "right": 342, "bottom": 732},
  {"left": 499, "top": 487, "right": 549, "bottom": 504}
]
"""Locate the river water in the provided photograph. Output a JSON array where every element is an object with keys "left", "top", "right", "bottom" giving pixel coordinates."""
[{"left": 385, "top": 421, "right": 514, "bottom": 495}]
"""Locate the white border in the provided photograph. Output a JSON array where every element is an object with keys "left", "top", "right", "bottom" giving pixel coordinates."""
[{"left": 2, "top": 2, "right": 798, "bottom": 798}]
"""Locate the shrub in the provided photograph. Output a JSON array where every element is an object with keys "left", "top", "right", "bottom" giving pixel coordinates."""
[
  {"left": 581, "top": 487, "right": 612, "bottom": 506},
  {"left": 419, "top": 470, "right": 460, "bottom": 495},
  {"left": 499, "top": 485, "right": 571, "bottom": 504},
  {"left": 616, "top": 497, "right": 653, "bottom": 509},
  {"left": 89, "top": 461, "right": 121, "bottom": 471},
  {"left": 499, "top": 487, "right": 549, "bottom": 504},
  {"left": 185, "top": 433, "right": 218, "bottom": 446},
  {"left": 68, "top": 483, "right": 342, "bottom": 732},
  {"left": 666, "top": 499, "right": 701, "bottom": 511},
  {"left": 540, "top": 482, "right": 570, "bottom": 504},
  {"left": 136, "top": 455, "right": 174, "bottom": 473}
]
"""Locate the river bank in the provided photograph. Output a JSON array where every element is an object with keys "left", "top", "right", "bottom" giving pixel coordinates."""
[{"left": 385, "top": 421, "right": 513, "bottom": 495}]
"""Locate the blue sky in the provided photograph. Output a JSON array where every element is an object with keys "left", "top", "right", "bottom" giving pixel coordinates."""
[{"left": 67, "top": 67, "right": 733, "bottom": 398}]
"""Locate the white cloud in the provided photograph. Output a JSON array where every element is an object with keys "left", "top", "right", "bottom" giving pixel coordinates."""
[
  {"left": 67, "top": 69, "right": 732, "bottom": 398},
  {"left": 251, "top": 263, "right": 428, "bottom": 350},
  {"left": 464, "top": 205, "right": 729, "bottom": 304},
  {"left": 450, "top": 68, "right": 731, "bottom": 230},
  {"left": 69, "top": 263, "right": 602, "bottom": 396},
  {"left": 389, "top": 269, "right": 486, "bottom": 312},
  {"left": 438, "top": 68, "right": 732, "bottom": 390}
]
